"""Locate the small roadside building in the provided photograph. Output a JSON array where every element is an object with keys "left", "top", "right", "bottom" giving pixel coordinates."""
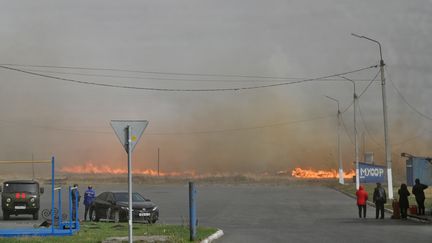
[{"left": 402, "top": 153, "right": 432, "bottom": 186}]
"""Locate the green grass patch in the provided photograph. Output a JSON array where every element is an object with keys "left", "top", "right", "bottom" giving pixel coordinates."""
[{"left": 0, "top": 222, "right": 217, "bottom": 243}]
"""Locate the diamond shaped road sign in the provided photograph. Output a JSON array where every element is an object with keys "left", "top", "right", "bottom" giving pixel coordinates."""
[{"left": 110, "top": 120, "right": 149, "bottom": 153}]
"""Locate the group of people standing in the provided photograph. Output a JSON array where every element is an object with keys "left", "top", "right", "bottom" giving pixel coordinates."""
[
  {"left": 70, "top": 184, "right": 96, "bottom": 221},
  {"left": 356, "top": 179, "right": 428, "bottom": 219},
  {"left": 398, "top": 179, "right": 428, "bottom": 219},
  {"left": 356, "top": 182, "right": 387, "bottom": 219}
]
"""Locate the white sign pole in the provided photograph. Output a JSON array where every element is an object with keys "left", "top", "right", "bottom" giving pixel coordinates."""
[
  {"left": 110, "top": 120, "right": 148, "bottom": 243},
  {"left": 127, "top": 125, "right": 133, "bottom": 243}
]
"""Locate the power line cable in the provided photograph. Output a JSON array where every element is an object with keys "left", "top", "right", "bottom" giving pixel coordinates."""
[
  {"left": 357, "top": 100, "right": 384, "bottom": 151},
  {"left": 15, "top": 68, "right": 374, "bottom": 83},
  {"left": 358, "top": 98, "right": 427, "bottom": 149},
  {"left": 357, "top": 70, "right": 380, "bottom": 99},
  {"left": 18, "top": 69, "right": 285, "bottom": 83},
  {"left": 0, "top": 119, "right": 111, "bottom": 134},
  {"left": 148, "top": 115, "right": 332, "bottom": 135},
  {"left": 340, "top": 115, "right": 354, "bottom": 145},
  {"left": 339, "top": 68, "right": 430, "bottom": 154},
  {"left": 339, "top": 69, "right": 380, "bottom": 114},
  {"left": 391, "top": 129, "right": 429, "bottom": 147},
  {"left": 0, "top": 64, "right": 377, "bottom": 92},
  {"left": 0, "top": 115, "right": 332, "bottom": 136},
  {"left": 0, "top": 63, "right": 377, "bottom": 80},
  {"left": 385, "top": 67, "right": 432, "bottom": 121},
  {"left": 340, "top": 101, "right": 353, "bottom": 114}
]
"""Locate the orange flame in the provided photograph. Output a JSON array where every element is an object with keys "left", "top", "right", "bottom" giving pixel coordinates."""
[
  {"left": 291, "top": 167, "right": 355, "bottom": 179},
  {"left": 59, "top": 163, "right": 195, "bottom": 177}
]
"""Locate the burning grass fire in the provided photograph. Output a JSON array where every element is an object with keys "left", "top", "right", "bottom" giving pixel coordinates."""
[
  {"left": 291, "top": 167, "right": 355, "bottom": 179},
  {"left": 59, "top": 163, "right": 355, "bottom": 180},
  {"left": 59, "top": 163, "right": 195, "bottom": 177}
]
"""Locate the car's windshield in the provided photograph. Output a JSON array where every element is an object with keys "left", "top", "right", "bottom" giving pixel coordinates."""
[
  {"left": 3, "top": 183, "right": 38, "bottom": 193},
  {"left": 113, "top": 192, "right": 147, "bottom": 202}
]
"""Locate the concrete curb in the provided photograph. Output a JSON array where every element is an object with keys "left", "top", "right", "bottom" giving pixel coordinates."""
[
  {"left": 331, "top": 187, "right": 431, "bottom": 222},
  {"left": 200, "top": 229, "right": 224, "bottom": 243}
]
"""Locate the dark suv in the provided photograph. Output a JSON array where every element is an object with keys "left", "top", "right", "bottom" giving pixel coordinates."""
[{"left": 0, "top": 180, "right": 44, "bottom": 220}]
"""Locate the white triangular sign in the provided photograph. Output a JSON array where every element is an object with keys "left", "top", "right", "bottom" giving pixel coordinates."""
[{"left": 110, "top": 120, "right": 148, "bottom": 153}]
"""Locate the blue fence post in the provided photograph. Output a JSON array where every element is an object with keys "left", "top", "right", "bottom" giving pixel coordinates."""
[
  {"left": 51, "top": 156, "right": 55, "bottom": 234},
  {"left": 75, "top": 189, "right": 80, "bottom": 230},
  {"left": 58, "top": 188, "right": 62, "bottom": 228},
  {"left": 189, "top": 181, "right": 197, "bottom": 241},
  {"left": 69, "top": 186, "right": 72, "bottom": 234}
]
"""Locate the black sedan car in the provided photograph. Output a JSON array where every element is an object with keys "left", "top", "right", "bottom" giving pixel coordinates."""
[{"left": 91, "top": 191, "right": 159, "bottom": 224}]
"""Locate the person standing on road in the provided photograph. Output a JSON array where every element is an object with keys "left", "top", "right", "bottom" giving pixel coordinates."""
[
  {"left": 356, "top": 185, "right": 368, "bottom": 218},
  {"left": 71, "top": 184, "right": 81, "bottom": 221},
  {"left": 412, "top": 178, "right": 428, "bottom": 215},
  {"left": 398, "top": 183, "right": 410, "bottom": 219},
  {"left": 373, "top": 182, "right": 387, "bottom": 219},
  {"left": 83, "top": 185, "right": 96, "bottom": 221}
]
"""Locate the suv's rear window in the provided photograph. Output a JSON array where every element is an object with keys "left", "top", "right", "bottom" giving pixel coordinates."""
[{"left": 3, "top": 183, "right": 38, "bottom": 193}]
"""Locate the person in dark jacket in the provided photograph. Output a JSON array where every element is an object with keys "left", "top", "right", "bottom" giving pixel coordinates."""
[
  {"left": 398, "top": 183, "right": 410, "bottom": 219},
  {"left": 356, "top": 185, "right": 368, "bottom": 218},
  {"left": 83, "top": 185, "right": 96, "bottom": 221},
  {"left": 373, "top": 182, "right": 387, "bottom": 219},
  {"left": 71, "top": 184, "right": 81, "bottom": 221},
  {"left": 412, "top": 178, "right": 428, "bottom": 215}
]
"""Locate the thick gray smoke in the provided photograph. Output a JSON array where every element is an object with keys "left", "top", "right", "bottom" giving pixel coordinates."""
[{"left": 0, "top": 0, "right": 431, "bottom": 178}]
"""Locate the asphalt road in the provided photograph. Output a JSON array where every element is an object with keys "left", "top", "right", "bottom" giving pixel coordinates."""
[{"left": 1, "top": 183, "right": 431, "bottom": 242}]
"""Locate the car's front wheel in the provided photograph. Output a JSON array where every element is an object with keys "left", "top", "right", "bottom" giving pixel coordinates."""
[
  {"left": 149, "top": 218, "right": 157, "bottom": 224},
  {"left": 149, "top": 214, "right": 158, "bottom": 224}
]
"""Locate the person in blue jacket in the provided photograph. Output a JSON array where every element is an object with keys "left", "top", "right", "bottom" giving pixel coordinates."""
[{"left": 83, "top": 185, "right": 96, "bottom": 221}]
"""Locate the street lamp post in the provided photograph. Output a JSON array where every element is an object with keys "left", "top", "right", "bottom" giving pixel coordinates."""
[
  {"left": 352, "top": 33, "right": 393, "bottom": 199},
  {"left": 325, "top": 95, "right": 344, "bottom": 185},
  {"left": 337, "top": 77, "right": 359, "bottom": 189}
]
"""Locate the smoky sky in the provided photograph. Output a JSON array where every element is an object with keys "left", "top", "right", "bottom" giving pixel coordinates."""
[{"left": 0, "top": 0, "right": 431, "bottom": 176}]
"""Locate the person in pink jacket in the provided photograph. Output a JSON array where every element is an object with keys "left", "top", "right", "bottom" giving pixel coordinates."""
[{"left": 356, "top": 185, "right": 369, "bottom": 218}]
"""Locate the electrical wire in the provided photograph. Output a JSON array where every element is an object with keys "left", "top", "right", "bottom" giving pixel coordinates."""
[
  {"left": 391, "top": 129, "right": 429, "bottom": 147},
  {"left": 13, "top": 68, "right": 375, "bottom": 84},
  {"left": 0, "top": 115, "right": 332, "bottom": 136},
  {"left": 385, "top": 67, "right": 432, "bottom": 121},
  {"left": 357, "top": 70, "right": 380, "bottom": 99},
  {"left": 357, "top": 100, "right": 384, "bottom": 150},
  {"left": 16, "top": 69, "right": 287, "bottom": 83},
  {"left": 0, "top": 63, "right": 377, "bottom": 80},
  {"left": 148, "top": 115, "right": 332, "bottom": 135},
  {"left": 0, "top": 119, "right": 110, "bottom": 134},
  {"left": 340, "top": 115, "right": 354, "bottom": 145},
  {"left": 0, "top": 64, "right": 378, "bottom": 92},
  {"left": 358, "top": 98, "right": 427, "bottom": 150},
  {"left": 339, "top": 69, "right": 380, "bottom": 114}
]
